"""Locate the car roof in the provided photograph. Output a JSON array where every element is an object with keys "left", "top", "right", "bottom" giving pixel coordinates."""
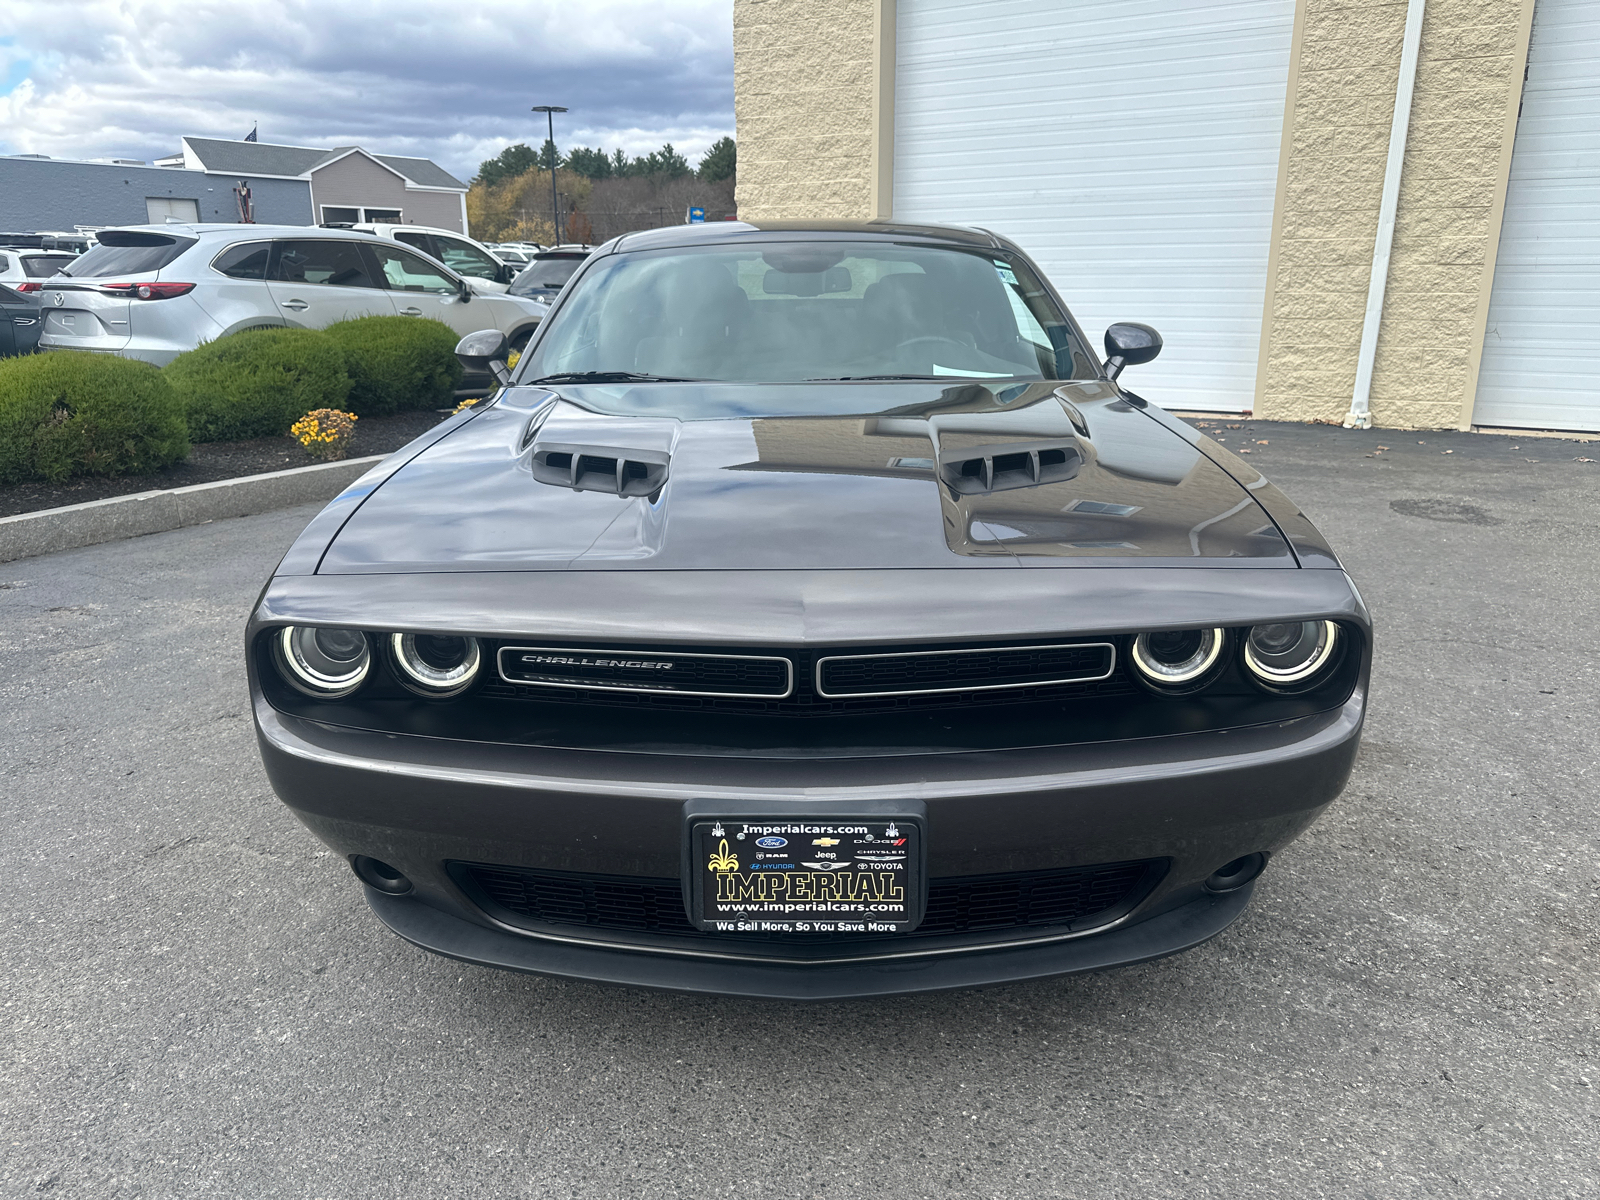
[
  {"left": 96, "top": 223, "right": 417, "bottom": 242},
  {"left": 357, "top": 222, "right": 476, "bottom": 239},
  {"left": 608, "top": 219, "right": 1003, "bottom": 255}
]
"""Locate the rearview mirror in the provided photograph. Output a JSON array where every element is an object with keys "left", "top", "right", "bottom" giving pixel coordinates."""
[
  {"left": 1103, "top": 323, "right": 1162, "bottom": 381},
  {"left": 456, "top": 329, "right": 511, "bottom": 385}
]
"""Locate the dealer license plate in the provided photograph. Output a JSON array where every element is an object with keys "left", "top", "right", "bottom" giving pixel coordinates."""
[{"left": 688, "top": 817, "right": 925, "bottom": 934}]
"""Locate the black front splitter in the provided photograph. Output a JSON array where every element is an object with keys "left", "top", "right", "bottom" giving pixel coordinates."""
[{"left": 364, "top": 882, "right": 1255, "bottom": 1000}]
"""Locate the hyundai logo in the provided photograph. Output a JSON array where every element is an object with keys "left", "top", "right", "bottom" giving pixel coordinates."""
[{"left": 754, "top": 836, "right": 787, "bottom": 849}]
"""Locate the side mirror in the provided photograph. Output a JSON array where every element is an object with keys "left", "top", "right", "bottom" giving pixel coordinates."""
[
  {"left": 1103, "top": 323, "right": 1162, "bottom": 381},
  {"left": 456, "top": 329, "right": 511, "bottom": 386},
  {"left": 498, "top": 263, "right": 517, "bottom": 285}
]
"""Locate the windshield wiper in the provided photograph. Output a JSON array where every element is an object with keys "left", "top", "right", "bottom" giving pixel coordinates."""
[
  {"left": 526, "top": 371, "right": 696, "bottom": 384},
  {"left": 804, "top": 374, "right": 950, "bottom": 382}
]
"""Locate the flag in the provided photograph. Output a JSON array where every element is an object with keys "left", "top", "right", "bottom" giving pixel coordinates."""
[{"left": 244, "top": 123, "right": 258, "bottom": 143}]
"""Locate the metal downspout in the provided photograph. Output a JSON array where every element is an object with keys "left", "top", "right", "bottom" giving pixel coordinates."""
[{"left": 1346, "top": 0, "right": 1428, "bottom": 430}]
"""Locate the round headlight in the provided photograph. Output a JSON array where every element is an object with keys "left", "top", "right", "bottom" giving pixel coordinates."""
[
  {"left": 390, "top": 633, "right": 481, "bottom": 697},
  {"left": 1130, "top": 628, "right": 1225, "bottom": 689},
  {"left": 1243, "top": 620, "right": 1340, "bottom": 688},
  {"left": 275, "top": 626, "right": 371, "bottom": 698}
]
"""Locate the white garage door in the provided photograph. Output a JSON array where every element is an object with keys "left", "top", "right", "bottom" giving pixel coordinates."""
[
  {"left": 894, "top": 0, "right": 1295, "bottom": 412},
  {"left": 1474, "top": 0, "right": 1600, "bottom": 432}
]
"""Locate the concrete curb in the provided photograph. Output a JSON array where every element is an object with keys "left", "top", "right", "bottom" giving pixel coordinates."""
[{"left": 0, "top": 454, "right": 387, "bottom": 564}]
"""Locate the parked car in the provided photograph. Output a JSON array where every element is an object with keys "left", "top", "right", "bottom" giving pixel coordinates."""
[
  {"left": 36, "top": 225, "right": 546, "bottom": 368},
  {"left": 353, "top": 223, "right": 517, "bottom": 293},
  {"left": 0, "top": 246, "right": 79, "bottom": 293},
  {"left": 506, "top": 245, "right": 592, "bottom": 308},
  {"left": 249, "top": 219, "right": 1370, "bottom": 999},
  {"left": 488, "top": 246, "right": 534, "bottom": 267},
  {"left": 0, "top": 283, "right": 42, "bottom": 356}
]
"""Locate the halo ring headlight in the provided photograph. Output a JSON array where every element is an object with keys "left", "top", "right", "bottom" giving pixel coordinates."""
[
  {"left": 390, "top": 633, "right": 482, "bottom": 697},
  {"left": 1130, "top": 628, "right": 1225, "bottom": 690},
  {"left": 275, "top": 626, "right": 371, "bottom": 698},
  {"left": 1244, "top": 620, "right": 1340, "bottom": 688}
]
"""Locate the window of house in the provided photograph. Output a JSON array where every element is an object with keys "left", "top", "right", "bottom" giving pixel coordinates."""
[
  {"left": 321, "top": 207, "right": 360, "bottom": 225},
  {"left": 363, "top": 209, "right": 403, "bottom": 222}
]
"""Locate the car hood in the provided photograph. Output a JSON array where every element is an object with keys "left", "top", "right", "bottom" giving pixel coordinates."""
[{"left": 316, "top": 380, "right": 1294, "bottom": 573}]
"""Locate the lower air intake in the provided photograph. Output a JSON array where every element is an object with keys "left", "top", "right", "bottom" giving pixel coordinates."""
[{"left": 454, "top": 859, "right": 1165, "bottom": 958}]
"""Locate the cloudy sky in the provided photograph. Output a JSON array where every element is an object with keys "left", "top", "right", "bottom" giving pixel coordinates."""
[{"left": 0, "top": 0, "right": 734, "bottom": 184}]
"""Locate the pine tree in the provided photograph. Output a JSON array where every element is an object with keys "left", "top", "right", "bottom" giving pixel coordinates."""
[
  {"left": 564, "top": 147, "right": 614, "bottom": 180},
  {"left": 698, "top": 137, "right": 736, "bottom": 183},
  {"left": 475, "top": 143, "right": 538, "bottom": 187}
]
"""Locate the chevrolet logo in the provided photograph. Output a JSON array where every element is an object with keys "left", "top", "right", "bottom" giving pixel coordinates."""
[{"left": 521, "top": 654, "right": 674, "bottom": 671}]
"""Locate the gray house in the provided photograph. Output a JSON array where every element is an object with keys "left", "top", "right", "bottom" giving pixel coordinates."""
[
  {"left": 164, "top": 138, "right": 468, "bottom": 232},
  {"left": 0, "top": 154, "right": 313, "bottom": 232},
  {"left": 0, "top": 136, "right": 467, "bottom": 236}
]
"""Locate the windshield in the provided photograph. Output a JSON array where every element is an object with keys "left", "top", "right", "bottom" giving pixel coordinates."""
[
  {"left": 519, "top": 242, "right": 1091, "bottom": 384},
  {"left": 510, "top": 255, "right": 585, "bottom": 295}
]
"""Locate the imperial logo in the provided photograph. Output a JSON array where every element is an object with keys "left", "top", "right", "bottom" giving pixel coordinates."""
[{"left": 520, "top": 654, "right": 674, "bottom": 671}]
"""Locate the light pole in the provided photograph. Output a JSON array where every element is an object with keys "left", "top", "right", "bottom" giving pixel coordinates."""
[{"left": 531, "top": 105, "right": 567, "bottom": 244}]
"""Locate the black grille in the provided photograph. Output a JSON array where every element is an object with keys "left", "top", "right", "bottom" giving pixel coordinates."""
[
  {"left": 818, "top": 642, "right": 1113, "bottom": 697},
  {"left": 498, "top": 646, "right": 791, "bottom": 697},
  {"left": 482, "top": 638, "right": 1139, "bottom": 716},
  {"left": 456, "top": 860, "right": 1162, "bottom": 955}
]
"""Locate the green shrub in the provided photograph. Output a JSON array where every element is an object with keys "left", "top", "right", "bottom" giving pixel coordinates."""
[
  {"left": 0, "top": 351, "right": 189, "bottom": 485},
  {"left": 322, "top": 316, "right": 463, "bottom": 417},
  {"left": 165, "top": 327, "right": 352, "bottom": 443}
]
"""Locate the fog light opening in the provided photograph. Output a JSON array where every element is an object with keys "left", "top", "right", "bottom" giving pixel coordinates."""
[
  {"left": 1205, "top": 852, "right": 1268, "bottom": 894},
  {"left": 351, "top": 855, "right": 413, "bottom": 896}
]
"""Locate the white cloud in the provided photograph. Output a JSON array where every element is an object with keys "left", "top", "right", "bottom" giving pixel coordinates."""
[{"left": 0, "top": 0, "right": 733, "bottom": 180}]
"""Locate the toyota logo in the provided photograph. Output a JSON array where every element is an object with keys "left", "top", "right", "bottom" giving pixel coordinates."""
[{"left": 52, "top": 292, "right": 65, "bottom": 307}]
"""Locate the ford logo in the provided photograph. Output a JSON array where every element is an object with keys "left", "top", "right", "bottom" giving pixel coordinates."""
[{"left": 754, "top": 836, "right": 787, "bottom": 849}]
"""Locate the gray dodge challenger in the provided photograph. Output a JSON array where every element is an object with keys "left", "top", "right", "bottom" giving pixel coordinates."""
[{"left": 249, "top": 220, "right": 1369, "bottom": 999}]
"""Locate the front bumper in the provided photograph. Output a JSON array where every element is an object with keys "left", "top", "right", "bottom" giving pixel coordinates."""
[
  {"left": 254, "top": 674, "right": 1364, "bottom": 995},
  {"left": 365, "top": 878, "right": 1256, "bottom": 999}
]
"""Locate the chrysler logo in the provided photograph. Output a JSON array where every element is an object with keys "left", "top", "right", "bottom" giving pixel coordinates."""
[{"left": 520, "top": 653, "right": 674, "bottom": 671}]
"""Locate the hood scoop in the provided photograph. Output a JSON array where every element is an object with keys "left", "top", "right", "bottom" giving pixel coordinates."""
[
  {"left": 531, "top": 444, "right": 670, "bottom": 496},
  {"left": 528, "top": 405, "right": 678, "bottom": 498},
  {"left": 938, "top": 440, "right": 1082, "bottom": 496}
]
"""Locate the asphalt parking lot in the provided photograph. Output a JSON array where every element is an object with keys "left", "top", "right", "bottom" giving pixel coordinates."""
[{"left": 3, "top": 420, "right": 1597, "bottom": 1199}]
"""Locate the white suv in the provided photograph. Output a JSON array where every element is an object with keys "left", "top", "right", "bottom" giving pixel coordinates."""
[
  {"left": 0, "top": 247, "right": 80, "bottom": 292},
  {"left": 353, "top": 223, "right": 517, "bottom": 294},
  {"left": 37, "top": 225, "right": 546, "bottom": 368}
]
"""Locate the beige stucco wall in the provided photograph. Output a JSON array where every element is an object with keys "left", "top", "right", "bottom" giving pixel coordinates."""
[
  {"left": 734, "top": 0, "right": 1535, "bottom": 428},
  {"left": 733, "top": 0, "right": 888, "bottom": 220},
  {"left": 1376, "top": 0, "right": 1535, "bottom": 428},
  {"left": 1256, "top": 0, "right": 1536, "bottom": 428},
  {"left": 309, "top": 153, "right": 464, "bottom": 232}
]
